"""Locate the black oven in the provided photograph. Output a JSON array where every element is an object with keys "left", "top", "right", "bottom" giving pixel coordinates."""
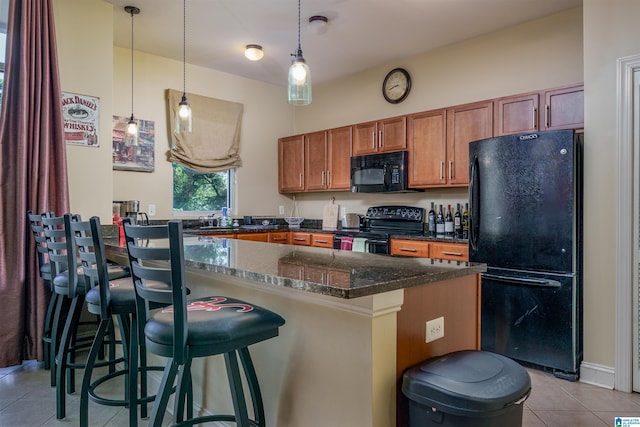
[{"left": 350, "top": 151, "right": 414, "bottom": 193}]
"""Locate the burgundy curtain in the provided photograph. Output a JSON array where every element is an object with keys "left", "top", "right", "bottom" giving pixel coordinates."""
[{"left": 0, "top": 0, "right": 69, "bottom": 367}]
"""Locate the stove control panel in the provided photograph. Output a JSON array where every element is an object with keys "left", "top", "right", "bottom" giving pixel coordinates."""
[{"left": 365, "top": 206, "right": 425, "bottom": 222}]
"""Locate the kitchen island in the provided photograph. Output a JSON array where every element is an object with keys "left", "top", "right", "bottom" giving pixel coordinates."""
[{"left": 105, "top": 234, "right": 486, "bottom": 427}]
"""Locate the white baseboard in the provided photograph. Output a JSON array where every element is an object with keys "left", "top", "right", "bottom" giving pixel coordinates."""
[{"left": 580, "top": 361, "right": 615, "bottom": 389}]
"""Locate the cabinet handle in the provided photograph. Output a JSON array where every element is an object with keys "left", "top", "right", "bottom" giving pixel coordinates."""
[
  {"left": 440, "top": 161, "right": 444, "bottom": 180},
  {"left": 371, "top": 131, "right": 376, "bottom": 149},
  {"left": 315, "top": 239, "right": 329, "bottom": 244},
  {"left": 321, "top": 171, "right": 325, "bottom": 186},
  {"left": 399, "top": 247, "right": 418, "bottom": 252},
  {"left": 545, "top": 105, "right": 550, "bottom": 127},
  {"left": 379, "top": 130, "right": 383, "bottom": 148},
  {"left": 293, "top": 237, "right": 306, "bottom": 241},
  {"left": 449, "top": 161, "right": 453, "bottom": 180},
  {"left": 299, "top": 173, "right": 303, "bottom": 188},
  {"left": 533, "top": 107, "right": 538, "bottom": 129},
  {"left": 272, "top": 237, "right": 287, "bottom": 241},
  {"left": 441, "top": 251, "right": 463, "bottom": 256},
  {"left": 326, "top": 170, "right": 331, "bottom": 187}
]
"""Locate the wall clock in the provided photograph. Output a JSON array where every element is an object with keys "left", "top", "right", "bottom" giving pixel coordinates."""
[{"left": 382, "top": 68, "right": 411, "bottom": 104}]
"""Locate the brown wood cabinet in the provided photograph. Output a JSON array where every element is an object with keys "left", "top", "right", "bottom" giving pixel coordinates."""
[
  {"left": 407, "top": 109, "right": 447, "bottom": 187},
  {"left": 446, "top": 100, "right": 493, "bottom": 186},
  {"left": 304, "top": 127, "right": 352, "bottom": 192},
  {"left": 543, "top": 84, "right": 584, "bottom": 131},
  {"left": 311, "top": 233, "right": 334, "bottom": 248},
  {"left": 236, "top": 233, "right": 269, "bottom": 242},
  {"left": 268, "top": 232, "right": 290, "bottom": 244},
  {"left": 353, "top": 116, "right": 406, "bottom": 156},
  {"left": 494, "top": 92, "right": 539, "bottom": 136},
  {"left": 494, "top": 84, "right": 584, "bottom": 136},
  {"left": 278, "top": 135, "right": 304, "bottom": 193},
  {"left": 390, "top": 239, "right": 430, "bottom": 258},
  {"left": 290, "top": 232, "right": 312, "bottom": 246},
  {"left": 391, "top": 238, "right": 469, "bottom": 261}
]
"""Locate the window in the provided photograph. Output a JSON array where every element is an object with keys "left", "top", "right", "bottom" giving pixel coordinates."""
[{"left": 172, "top": 163, "right": 233, "bottom": 213}]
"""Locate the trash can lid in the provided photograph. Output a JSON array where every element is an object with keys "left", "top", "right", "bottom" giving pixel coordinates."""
[{"left": 402, "top": 351, "right": 531, "bottom": 417}]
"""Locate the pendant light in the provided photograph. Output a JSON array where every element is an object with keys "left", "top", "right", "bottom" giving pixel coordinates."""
[
  {"left": 124, "top": 6, "right": 140, "bottom": 146},
  {"left": 288, "top": 0, "right": 311, "bottom": 105},
  {"left": 175, "top": 0, "right": 193, "bottom": 133}
]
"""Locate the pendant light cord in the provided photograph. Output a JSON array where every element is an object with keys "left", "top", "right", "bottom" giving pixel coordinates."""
[
  {"left": 130, "top": 8, "right": 134, "bottom": 116},
  {"left": 297, "top": 0, "right": 301, "bottom": 52},
  {"left": 182, "top": 0, "right": 186, "bottom": 95}
]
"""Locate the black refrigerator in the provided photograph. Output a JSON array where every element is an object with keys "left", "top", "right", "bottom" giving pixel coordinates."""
[{"left": 469, "top": 130, "right": 583, "bottom": 380}]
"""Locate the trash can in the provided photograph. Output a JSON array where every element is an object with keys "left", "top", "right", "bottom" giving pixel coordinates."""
[{"left": 402, "top": 350, "right": 531, "bottom": 427}]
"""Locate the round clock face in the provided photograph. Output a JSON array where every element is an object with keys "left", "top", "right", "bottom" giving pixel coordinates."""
[{"left": 382, "top": 68, "right": 411, "bottom": 103}]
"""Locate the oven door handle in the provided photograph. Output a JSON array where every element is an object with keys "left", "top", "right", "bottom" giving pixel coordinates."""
[
  {"left": 365, "top": 238, "right": 388, "bottom": 244},
  {"left": 482, "top": 273, "right": 561, "bottom": 288}
]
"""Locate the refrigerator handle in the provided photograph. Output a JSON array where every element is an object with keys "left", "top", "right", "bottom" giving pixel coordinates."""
[
  {"left": 483, "top": 273, "right": 562, "bottom": 288},
  {"left": 469, "top": 154, "right": 479, "bottom": 250}
]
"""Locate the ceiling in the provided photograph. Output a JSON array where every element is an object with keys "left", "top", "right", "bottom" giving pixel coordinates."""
[{"left": 105, "top": 0, "right": 582, "bottom": 87}]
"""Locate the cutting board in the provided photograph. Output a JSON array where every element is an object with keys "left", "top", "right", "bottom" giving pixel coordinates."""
[{"left": 322, "top": 199, "right": 340, "bottom": 230}]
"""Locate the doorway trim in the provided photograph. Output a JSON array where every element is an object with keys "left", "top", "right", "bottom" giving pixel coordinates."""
[{"left": 615, "top": 53, "right": 640, "bottom": 392}]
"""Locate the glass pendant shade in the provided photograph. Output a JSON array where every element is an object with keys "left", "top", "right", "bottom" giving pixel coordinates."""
[
  {"left": 175, "top": 94, "right": 193, "bottom": 133},
  {"left": 125, "top": 115, "right": 139, "bottom": 146},
  {"left": 288, "top": 50, "right": 312, "bottom": 105}
]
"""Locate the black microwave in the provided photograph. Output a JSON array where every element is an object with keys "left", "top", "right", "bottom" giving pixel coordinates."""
[{"left": 350, "top": 151, "right": 416, "bottom": 193}]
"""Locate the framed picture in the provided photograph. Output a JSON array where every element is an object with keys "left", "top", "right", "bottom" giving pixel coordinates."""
[
  {"left": 112, "top": 115, "right": 155, "bottom": 172},
  {"left": 62, "top": 92, "right": 99, "bottom": 147}
]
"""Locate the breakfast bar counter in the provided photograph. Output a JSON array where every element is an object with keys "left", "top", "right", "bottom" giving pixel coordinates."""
[{"left": 105, "top": 235, "right": 486, "bottom": 427}]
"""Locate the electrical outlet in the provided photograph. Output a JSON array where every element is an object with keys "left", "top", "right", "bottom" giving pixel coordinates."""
[
  {"left": 426, "top": 316, "right": 444, "bottom": 343},
  {"left": 279, "top": 205, "right": 285, "bottom": 215},
  {"left": 148, "top": 204, "right": 156, "bottom": 216}
]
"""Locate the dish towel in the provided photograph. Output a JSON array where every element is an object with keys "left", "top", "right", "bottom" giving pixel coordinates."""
[
  {"left": 352, "top": 238, "right": 367, "bottom": 253},
  {"left": 339, "top": 236, "right": 353, "bottom": 250}
]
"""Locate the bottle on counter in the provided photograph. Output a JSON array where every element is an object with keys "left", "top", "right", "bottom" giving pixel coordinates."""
[
  {"left": 462, "top": 203, "right": 469, "bottom": 239},
  {"left": 436, "top": 204, "right": 445, "bottom": 235},
  {"left": 444, "top": 204, "right": 454, "bottom": 235},
  {"left": 454, "top": 203, "right": 462, "bottom": 238},
  {"left": 427, "top": 202, "right": 436, "bottom": 236}
]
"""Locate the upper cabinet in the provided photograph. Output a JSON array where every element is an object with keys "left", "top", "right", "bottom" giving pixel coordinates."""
[
  {"left": 280, "top": 126, "right": 352, "bottom": 194},
  {"left": 494, "top": 84, "right": 584, "bottom": 136},
  {"left": 543, "top": 84, "right": 584, "bottom": 131},
  {"left": 446, "top": 100, "right": 493, "bottom": 186},
  {"left": 353, "top": 116, "right": 406, "bottom": 156},
  {"left": 278, "top": 135, "right": 305, "bottom": 193},
  {"left": 408, "top": 109, "right": 447, "bottom": 187}
]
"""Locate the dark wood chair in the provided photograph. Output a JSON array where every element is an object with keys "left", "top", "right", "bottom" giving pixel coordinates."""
[{"left": 124, "top": 219, "right": 285, "bottom": 427}]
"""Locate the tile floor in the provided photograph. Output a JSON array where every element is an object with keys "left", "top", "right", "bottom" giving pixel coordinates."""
[{"left": 1, "top": 359, "right": 640, "bottom": 426}]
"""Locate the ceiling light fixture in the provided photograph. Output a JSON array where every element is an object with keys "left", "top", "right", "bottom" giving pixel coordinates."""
[
  {"left": 175, "top": 0, "right": 192, "bottom": 133},
  {"left": 308, "top": 15, "right": 328, "bottom": 35},
  {"left": 124, "top": 5, "right": 140, "bottom": 146},
  {"left": 244, "top": 44, "right": 264, "bottom": 61},
  {"left": 288, "top": 0, "right": 311, "bottom": 106}
]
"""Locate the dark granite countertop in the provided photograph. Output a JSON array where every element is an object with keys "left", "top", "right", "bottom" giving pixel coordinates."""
[
  {"left": 186, "top": 226, "right": 469, "bottom": 245},
  {"left": 105, "top": 235, "right": 484, "bottom": 299}
]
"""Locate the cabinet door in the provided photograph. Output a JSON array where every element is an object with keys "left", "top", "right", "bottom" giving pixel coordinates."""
[
  {"left": 430, "top": 242, "right": 469, "bottom": 261},
  {"left": 311, "top": 233, "right": 334, "bottom": 248},
  {"left": 494, "top": 93, "right": 539, "bottom": 136},
  {"left": 304, "top": 131, "right": 328, "bottom": 191},
  {"left": 327, "top": 126, "right": 352, "bottom": 190},
  {"left": 290, "top": 232, "right": 311, "bottom": 246},
  {"left": 353, "top": 121, "right": 378, "bottom": 155},
  {"left": 543, "top": 84, "right": 584, "bottom": 131},
  {"left": 278, "top": 135, "right": 305, "bottom": 193},
  {"left": 446, "top": 101, "right": 493, "bottom": 186},
  {"left": 390, "top": 239, "right": 429, "bottom": 257},
  {"left": 379, "top": 116, "right": 407, "bottom": 152},
  {"left": 408, "top": 109, "right": 446, "bottom": 187},
  {"left": 268, "top": 232, "right": 290, "bottom": 244}
]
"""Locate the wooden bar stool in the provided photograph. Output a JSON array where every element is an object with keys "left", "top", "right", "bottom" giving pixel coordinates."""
[{"left": 124, "top": 219, "right": 285, "bottom": 427}]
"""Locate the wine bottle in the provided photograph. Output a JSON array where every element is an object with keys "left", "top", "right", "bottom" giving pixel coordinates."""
[
  {"left": 454, "top": 203, "right": 462, "bottom": 237},
  {"left": 444, "top": 204, "right": 454, "bottom": 234},
  {"left": 435, "top": 204, "right": 445, "bottom": 235},
  {"left": 427, "top": 202, "right": 436, "bottom": 235},
  {"left": 462, "top": 203, "right": 469, "bottom": 239}
]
